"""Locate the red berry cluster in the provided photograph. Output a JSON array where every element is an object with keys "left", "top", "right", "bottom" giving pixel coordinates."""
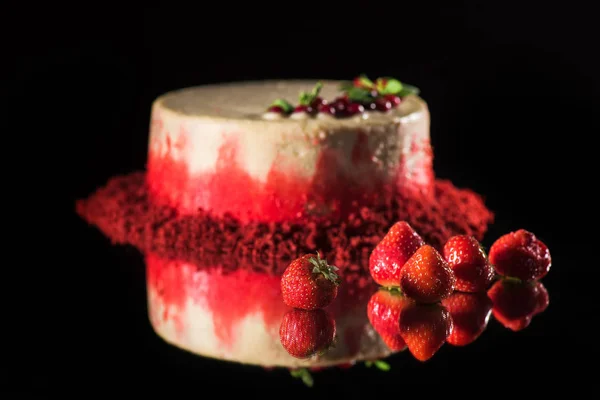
[
  {"left": 367, "top": 222, "right": 551, "bottom": 361},
  {"left": 267, "top": 75, "right": 416, "bottom": 118},
  {"left": 279, "top": 253, "right": 339, "bottom": 359}
]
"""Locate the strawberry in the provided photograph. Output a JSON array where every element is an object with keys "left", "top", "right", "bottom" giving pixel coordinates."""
[
  {"left": 487, "top": 279, "right": 542, "bottom": 331},
  {"left": 443, "top": 235, "right": 495, "bottom": 292},
  {"left": 367, "top": 289, "right": 410, "bottom": 351},
  {"left": 533, "top": 281, "right": 549, "bottom": 315},
  {"left": 281, "top": 253, "right": 340, "bottom": 310},
  {"left": 279, "top": 308, "right": 336, "bottom": 359},
  {"left": 369, "top": 221, "right": 425, "bottom": 287},
  {"left": 442, "top": 292, "right": 492, "bottom": 346},
  {"left": 489, "top": 229, "right": 551, "bottom": 282},
  {"left": 399, "top": 245, "right": 456, "bottom": 303},
  {"left": 399, "top": 302, "right": 453, "bottom": 362}
]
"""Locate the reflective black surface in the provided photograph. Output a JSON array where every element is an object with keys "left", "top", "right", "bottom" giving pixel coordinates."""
[{"left": 12, "top": 1, "right": 597, "bottom": 395}]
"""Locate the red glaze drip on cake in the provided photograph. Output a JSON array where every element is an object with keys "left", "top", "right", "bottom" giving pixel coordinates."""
[{"left": 145, "top": 80, "right": 434, "bottom": 222}]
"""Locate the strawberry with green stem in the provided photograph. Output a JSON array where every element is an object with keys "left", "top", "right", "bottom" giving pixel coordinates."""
[{"left": 281, "top": 252, "right": 340, "bottom": 310}]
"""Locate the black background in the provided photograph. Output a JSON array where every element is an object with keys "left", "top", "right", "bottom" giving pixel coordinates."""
[{"left": 8, "top": 2, "right": 598, "bottom": 396}]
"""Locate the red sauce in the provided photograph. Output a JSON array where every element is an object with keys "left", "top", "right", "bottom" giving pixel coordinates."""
[{"left": 145, "top": 132, "right": 428, "bottom": 223}]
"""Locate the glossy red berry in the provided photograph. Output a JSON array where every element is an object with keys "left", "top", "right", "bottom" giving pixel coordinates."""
[
  {"left": 384, "top": 94, "right": 402, "bottom": 106},
  {"left": 268, "top": 106, "right": 284, "bottom": 113},
  {"left": 311, "top": 97, "right": 326, "bottom": 108},
  {"left": 375, "top": 98, "right": 393, "bottom": 111},
  {"left": 346, "top": 102, "right": 365, "bottom": 115}
]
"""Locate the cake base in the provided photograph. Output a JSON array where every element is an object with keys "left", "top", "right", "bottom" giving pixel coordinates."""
[{"left": 76, "top": 171, "right": 493, "bottom": 279}]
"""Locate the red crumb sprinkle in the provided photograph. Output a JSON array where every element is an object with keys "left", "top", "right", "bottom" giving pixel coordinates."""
[{"left": 76, "top": 172, "right": 493, "bottom": 280}]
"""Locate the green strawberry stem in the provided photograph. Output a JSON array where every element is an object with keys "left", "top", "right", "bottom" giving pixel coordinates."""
[
  {"left": 381, "top": 286, "right": 404, "bottom": 295},
  {"left": 290, "top": 368, "right": 314, "bottom": 387},
  {"left": 309, "top": 252, "right": 340, "bottom": 285},
  {"left": 501, "top": 276, "right": 523, "bottom": 284}
]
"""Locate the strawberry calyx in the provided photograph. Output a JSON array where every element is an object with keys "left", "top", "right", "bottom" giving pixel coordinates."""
[
  {"left": 501, "top": 276, "right": 524, "bottom": 284},
  {"left": 309, "top": 252, "right": 340, "bottom": 285},
  {"left": 380, "top": 286, "right": 404, "bottom": 295}
]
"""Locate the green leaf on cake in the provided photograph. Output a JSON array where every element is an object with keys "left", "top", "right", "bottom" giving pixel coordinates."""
[
  {"left": 397, "top": 83, "right": 420, "bottom": 96},
  {"left": 346, "top": 87, "right": 375, "bottom": 103},
  {"left": 355, "top": 74, "right": 375, "bottom": 89},
  {"left": 269, "top": 98, "right": 294, "bottom": 113},
  {"left": 377, "top": 78, "right": 403, "bottom": 95},
  {"left": 298, "top": 82, "right": 323, "bottom": 106}
]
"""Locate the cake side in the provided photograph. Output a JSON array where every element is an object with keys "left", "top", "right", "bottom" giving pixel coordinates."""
[{"left": 146, "top": 80, "right": 434, "bottom": 222}]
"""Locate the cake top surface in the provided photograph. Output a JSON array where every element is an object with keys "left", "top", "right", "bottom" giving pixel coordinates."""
[{"left": 156, "top": 80, "right": 426, "bottom": 125}]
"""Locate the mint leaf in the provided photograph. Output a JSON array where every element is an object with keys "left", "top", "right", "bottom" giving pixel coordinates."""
[
  {"left": 269, "top": 98, "right": 294, "bottom": 113},
  {"left": 299, "top": 82, "right": 323, "bottom": 105},
  {"left": 346, "top": 87, "right": 375, "bottom": 103},
  {"left": 355, "top": 74, "right": 375, "bottom": 89},
  {"left": 380, "top": 79, "right": 403, "bottom": 95},
  {"left": 374, "top": 360, "right": 391, "bottom": 371},
  {"left": 339, "top": 81, "right": 354, "bottom": 91},
  {"left": 397, "top": 83, "right": 420, "bottom": 96}
]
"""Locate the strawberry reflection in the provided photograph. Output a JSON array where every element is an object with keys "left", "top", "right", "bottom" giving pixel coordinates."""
[
  {"left": 366, "top": 279, "right": 550, "bottom": 362},
  {"left": 399, "top": 301, "right": 453, "bottom": 362},
  {"left": 442, "top": 292, "right": 492, "bottom": 346},
  {"left": 279, "top": 309, "right": 336, "bottom": 359},
  {"left": 367, "top": 289, "right": 409, "bottom": 352},
  {"left": 487, "top": 279, "right": 549, "bottom": 331},
  {"left": 368, "top": 289, "right": 452, "bottom": 361}
]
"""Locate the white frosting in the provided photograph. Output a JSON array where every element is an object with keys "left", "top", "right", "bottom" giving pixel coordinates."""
[{"left": 150, "top": 81, "right": 429, "bottom": 183}]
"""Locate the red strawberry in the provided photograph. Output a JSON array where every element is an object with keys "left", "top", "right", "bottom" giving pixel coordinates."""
[
  {"left": 367, "top": 289, "right": 410, "bottom": 351},
  {"left": 442, "top": 292, "right": 492, "bottom": 346},
  {"left": 487, "top": 279, "right": 540, "bottom": 331},
  {"left": 489, "top": 229, "right": 551, "bottom": 282},
  {"left": 281, "top": 253, "right": 340, "bottom": 310},
  {"left": 443, "top": 235, "right": 495, "bottom": 292},
  {"left": 369, "top": 221, "right": 425, "bottom": 287},
  {"left": 399, "top": 302, "right": 453, "bottom": 362},
  {"left": 533, "top": 281, "right": 549, "bottom": 315},
  {"left": 279, "top": 308, "right": 336, "bottom": 359},
  {"left": 400, "top": 245, "right": 456, "bottom": 303}
]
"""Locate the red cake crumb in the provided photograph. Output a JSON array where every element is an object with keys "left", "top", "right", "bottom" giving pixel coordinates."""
[{"left": 76, "top": 172, "right": 493, "bottom": 280}]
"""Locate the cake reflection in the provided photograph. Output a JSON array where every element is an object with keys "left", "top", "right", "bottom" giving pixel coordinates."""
[
  {"left": 145, "top": 252, "right": 391, "bottom": 368},
  {"left": 145, "top": 249, "right": 550, "bottom": 370}
]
